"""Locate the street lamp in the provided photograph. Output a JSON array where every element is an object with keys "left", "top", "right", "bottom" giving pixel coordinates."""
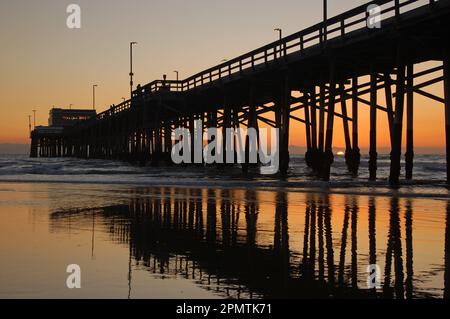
[
  {"left": 93, "top": 84, "right": 98, "bottom": 110},
  {"left": 274, "top": 28, "right": 282, "bottom": 40},
  {"left": 69, "top": 104, "right": 73, "bottom": 110},
  {"left": 173, "top": 70, "right": 179, "bottom": 82},
  {"left": 274, "top": 28, "right": 282, "bottom": 58},
  {"left": 32, "top": 109, "right": 36, "bottom": 128},
  {"left": 130, "top": 42, "right": 138, "bottom": 100}
]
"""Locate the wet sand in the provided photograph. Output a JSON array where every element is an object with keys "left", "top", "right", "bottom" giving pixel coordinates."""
[{"left": 0, "top": 182, "right": 448, "bottom": 299}]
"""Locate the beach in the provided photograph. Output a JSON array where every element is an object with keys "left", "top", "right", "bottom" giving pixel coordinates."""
[{"left": 0, "top": 155, "right": 449, "bottom": 299}]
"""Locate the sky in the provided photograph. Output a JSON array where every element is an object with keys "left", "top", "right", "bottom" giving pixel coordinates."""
[{"left": 0, "top": 0, "right": 446, "bottom": 153}]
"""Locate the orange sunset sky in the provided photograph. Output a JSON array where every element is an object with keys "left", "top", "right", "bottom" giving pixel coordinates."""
[{"left": 0, "top": 0, "right": 446, "bottom": 153}]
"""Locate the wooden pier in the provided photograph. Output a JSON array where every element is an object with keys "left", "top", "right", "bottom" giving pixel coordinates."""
[{"left": 31, "top": 0, "right": 450, "bottom": 185}]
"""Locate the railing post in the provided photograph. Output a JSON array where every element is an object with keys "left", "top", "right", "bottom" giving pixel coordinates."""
[
  {"left": 395, "top": 0, "right": 400, "bottom": 18},
  {"left": 300, "top": 35, "right": 304, "bottom": 54},
  {"left": 319, "top": 27, "right": 323, "bottom": 48}
]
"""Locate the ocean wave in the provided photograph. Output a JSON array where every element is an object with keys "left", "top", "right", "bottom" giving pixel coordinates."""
[{"left": 0, "top": 155, "right": 449, "bottom": 198}]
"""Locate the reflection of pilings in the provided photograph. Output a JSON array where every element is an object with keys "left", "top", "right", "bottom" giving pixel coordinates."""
[
  {"left": 445, "top": 202, "right": 450, "bottom": 299},
  {"left": 351, "top": 197, "right": 358, "bottom": 289},
  {"left": 274, "top": 192, "right": 290, "bottom": 282},
  {"left": 245, "top": 190, "right": 258, "bottom": 248},
  {"left": 368, "top": 197, "right": 377, "bottom": 295},
  {"left": 206, "top": 189, "right": 217, "bottom": 244},
  {"left": 194, "top": 189, "right": 204, "bottom": 238},
  {"left": 338, "top": 202, "right": 350, "bottom": 287},
  {"left": 368, "top": 197, "right": 376, "bottom": 266},
  {"left": 405, "top": 200, "right": 413, "bottom": 299},
  {"left": 49, "top": 187, "right": 432, "bottom": 298},
  {"left": 301, "top": 194, "right": 318, "bottom": 279},
  {"left": 323, "top": 194, "right": 335, "bottom": 288},
  {"left": 317, "top": 197, "right": 325, "bottom": 281},
  {"left": 231, "top": 199, "right": 240, "bottom": 247},
  {"left": 391, "top": 198, "right": 405, "bottom": 299},
  {"left": 221, "top": 190, "right": 231, "bottom": 247},
  {"left": 309, "top": 196, "right": 317, "bottom": 276},
  {"left": 301, "top": 198, "right": 311, "bottom": 275},
  {"left": 384, "top": 197, "right": 405, "bottom": 299}
]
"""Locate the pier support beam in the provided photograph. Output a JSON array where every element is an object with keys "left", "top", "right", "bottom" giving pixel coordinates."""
[
  {"left": 405, "top": 64, "right": 414, "bottom": 180},
  {"left": 369, "top": 71, "right": 378, "bottom": 181},
  {"left": 348, "top": 75, "right": 360, "bottom": 174},
  {"left": 318, "top": 84, "right": 326, "bottom": 156},
  {"left": 30, "top": 136, "right": 38, "bottom": 158},
  {"left": 309, "top": 86, "right": 320, "bottom": 171},
  {"left": 321, "top": 63, "right": 336, "bottom": 181},
  {"left": 304, "top": 90, "right": 312, "bottom": 167},
  {"left": 243, "top": 86, "right": 258, "bottom": 173},
  {"left": 444, "top": 51, "right": 450, "bottom": 185},
  {"left": 222, "top": 99, "right": 231, "bottom": 166},
  {"left": 339, "top": 83, "right": 352, "bottom": 172},
  {"left": 279, "top": 74, "right": 291, "bottom": 176},
  {"left": 389, "top": 57, "right": 406, "bottom": 186}
]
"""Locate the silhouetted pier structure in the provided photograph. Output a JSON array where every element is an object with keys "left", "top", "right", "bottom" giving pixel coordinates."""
[
  {"left": 31, "top": 0, "right": 450, "bottom": 185},
  {"left": 30, "top": 108, "right": 96, "bottom": 158}
]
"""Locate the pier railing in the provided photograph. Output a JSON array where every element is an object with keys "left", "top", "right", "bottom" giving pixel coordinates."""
[{"left": 97, "top": 0, "right": 440, "bottom": 120}]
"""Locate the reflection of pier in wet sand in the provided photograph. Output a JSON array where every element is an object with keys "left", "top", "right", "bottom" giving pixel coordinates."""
[{"left": 50, "top": 188, "right": 450, "bottom": 299}]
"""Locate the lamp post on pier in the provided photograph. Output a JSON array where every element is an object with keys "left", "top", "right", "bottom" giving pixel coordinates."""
[
  {"left": 130, "top": 42, "right": 138, "bottom": 100},
  {"left": 92, "top": 84, "right": 98, "bottom": 110},
  {"left": 32, "top": 109, "right": 36, "bottom": 129},
  {"left": 274, "top": 28, "right": 282, "bottom": 58}
]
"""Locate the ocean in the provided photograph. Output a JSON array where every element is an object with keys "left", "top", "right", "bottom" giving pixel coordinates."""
[{"left": 0, "top": 154, "right": 449, "bottom": 299}]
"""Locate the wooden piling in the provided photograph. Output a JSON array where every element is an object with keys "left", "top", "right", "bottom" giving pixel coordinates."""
[
  {"left": 243, "top": 86, "right": 256, "bottom": 173},
  {"left": 444, "top": 51, "right": 450, "bottom": 185},
  {"left": 405, "top": 64, "right": 414, "bottom": 179},
  {"left": 369, "top": 71, "right": 378, "bottom": 181},
  {"left": 279, "top": 74, "right": 291, "bottom": 176},
  {"left": 339, "top": 83, "right": 352, "bottom": 170},
  {"left": 318, "top": 84, "right": 326, "bottom": 154},
  {"left": 389, "top": 55, "right": 406, "bottom": 186},
  {"left": 304, "top": 90, "right": 312, "bottom": 167},
  {"left": 321, "top": 63, "right": 336, "bottom": 181},
  {"left": 350, "top": 75, "right": 360, "bottom": 174}
]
